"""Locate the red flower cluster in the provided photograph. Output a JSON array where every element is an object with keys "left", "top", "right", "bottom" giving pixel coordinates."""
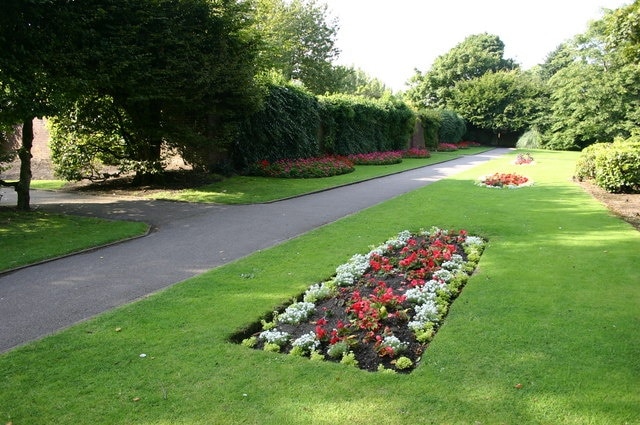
[
  {"left": 402, "top": 148, "right": 431, "bottom": 158},
  {"left": 347, "top": 151, "right": 403, "bottom": 165},
  {"left": 481, "top": 172, "right": 529, "bottom": 187},
  {"left": 249, "top": 156, "right": 354, "bottom": 178}
]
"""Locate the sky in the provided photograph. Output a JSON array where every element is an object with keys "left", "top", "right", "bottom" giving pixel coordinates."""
[{"left": 323, "top": 0, "right": 631, "bottom": 92}]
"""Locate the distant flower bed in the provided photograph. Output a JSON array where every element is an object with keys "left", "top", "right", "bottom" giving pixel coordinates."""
[
  {"left": 456, "top": 141, "right": 481, "bottom": 149},
  {"left": 402, "top": 148, "right": 431, "bottom": 158},
  {"left": 249, "top": 156, "right": 355, "bottom": 178},
  {"left": 514, "top": 153, "right": 535, "bottom": 165},
  {"left": 437, "top": 143, "right": 458, "bottom": 152},
  {"left": 347, "top": 151, "right": 403, "bottom": 165},
  {"left": 477, "top": 172, "right": 533, "bottom": 189}
]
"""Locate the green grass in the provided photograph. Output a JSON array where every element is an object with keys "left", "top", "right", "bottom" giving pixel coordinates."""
[
  {"left": 1, "top": 150, "right": 638, "bottom": 424},
  {"left": 29, "top": 180, "right": 68, "bottom": 190},
  {"left": 153, "top": 148, "right": 489, "bottom": 204},
  {"left": 0, "top": 211, "right": 149, "bottom": 271}
]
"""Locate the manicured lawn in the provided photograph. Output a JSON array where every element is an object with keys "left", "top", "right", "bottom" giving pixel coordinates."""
[
  {"left": 0, "top": 210, "right": 149, "bottom": 271},
  {"left": 29, "top": 180, "right": 68, "bottom": 190},
  {"left": 152, "top": 148, "right": 489, "bottom": 204},
  {"left": 0, "top": 150, "right": 638, "bottom": 424}
]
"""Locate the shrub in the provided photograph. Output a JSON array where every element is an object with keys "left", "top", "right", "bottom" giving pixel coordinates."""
[
  {"left": 402, "top": 148, "right": 431, "bottom": 158},
  {"left": 575, "top": 142, "right": 611, "bottom": 181},
  {"left": 516, "top": 128, "right": 542, "bottom": 149},
  {"left": 232, "top": 83, "right": 321, "bottom": 167},
  {"left": 438, "top": 109, "right": 466, "bottom": 143},
  {"left": 416, "top": 109, "right": 442, "bottom": 150},
  {"left": 594, "top": 140, "right": 640, "bottom": 193},
  {"left": 437, "top": 143, "right": 458, "bottom": 152},
  {"left": 319, "top": 94, "right": 415, "bottom": 156}
]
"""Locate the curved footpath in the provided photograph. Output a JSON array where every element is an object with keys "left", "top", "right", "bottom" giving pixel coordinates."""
[{"left": 0, "top": 148, "right": 509, "bottom": 352}]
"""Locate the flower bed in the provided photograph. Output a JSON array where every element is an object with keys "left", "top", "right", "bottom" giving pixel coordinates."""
[
  {"left": 456, "top": 141, "right": 481, "bottom": 149},
  {"left": 237, "top": 228, "right": 485, "bottom": 373},
  {"left": 402, "top": 148, "right": 431, "bottom": 158},
  {"left": 248, "top": 156, "right": 354, "bottom": 178},
  {"left": 514, "top": 153, "right": 534, "bottom": 165},
  {"left": 346, "top": 151, "right": 403, "bottom": 165},
  {"left": 437, "top": 143, "right": 458, "bottom": 152},
  {"left": 477, "top": 172, "right": 532, "bottom": 188}
]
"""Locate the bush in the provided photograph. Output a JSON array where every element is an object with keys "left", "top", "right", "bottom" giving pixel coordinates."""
[
  {"left": 438, "top": 109, "right": 466, "bottom": 143},
  {"left": 516, "top": 128, "right": 542, "bottom": 149},
  {"left": 575, "top": 142, "right": 611, "bottom": 181},
  {"left": 594, "top": 140, "right": 640, "bottom": 193},
  {"left": 347, "top": 151, "right": 403, "bottom": 165},
  {"left": 416, "top": 109, "right": 442, "bottom": 150},
  {"left": 319, "top": 94, "right": 415, "bottom": 156},
  {"left": 247, "top": 156, "right": 354, "bottom": 178},
  {"left": 233, "top": 83, "right": 321, "bottom": 167},
  {"left": 576, "top": 137, "right": 640, "bottom": 193}
]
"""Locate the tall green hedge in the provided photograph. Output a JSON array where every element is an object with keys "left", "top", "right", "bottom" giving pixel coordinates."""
[
  {"left": 319, "top": 94, "right": 415, "bottom": 156},
  {"left": 231, "top": 83, "right": 321, "bottom": 167},
  {"left": 415, "top": 109, "right": 442, "bottom": 150},
  {"left": 232, "top": 86, "right": 416, "bottom": 168}
]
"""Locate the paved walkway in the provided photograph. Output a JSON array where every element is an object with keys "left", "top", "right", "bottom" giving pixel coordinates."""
[{"left": 0, "top": 149, "right": 509, "bottom": 352}]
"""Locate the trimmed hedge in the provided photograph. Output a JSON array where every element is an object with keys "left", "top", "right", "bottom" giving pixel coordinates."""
[
  {"left": 232, "top": 83, "right": 321, "bottom": 167},
  {"left": 576, "top": 137, "right": 640, "bottom": 193},
  {"left": 232, "top": 86, "right": 416, "bottom": 170},
  {"left": 319, "top": 94, "right": 415, "bottom": 156}
]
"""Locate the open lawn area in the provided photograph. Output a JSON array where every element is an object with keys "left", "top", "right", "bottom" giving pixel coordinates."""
[{"left": 0, "top": 150, "right": 638, "bottom": 424}]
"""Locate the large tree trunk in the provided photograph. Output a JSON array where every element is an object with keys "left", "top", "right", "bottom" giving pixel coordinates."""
[{"left": 16, "top": 118, "right": 34, "bottom": 211}]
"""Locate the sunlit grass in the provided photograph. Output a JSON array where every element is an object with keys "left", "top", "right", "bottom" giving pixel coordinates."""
[
  {"left": 29, "top": 180, "right": 67, "bottom": 190},
  {"left": 0, "top": 210, "right": 149, "bottom": 271},
  {"left": 0, "top": 150, "right": 637, "bottom": 424},
  {"left": 153, "top": 148, "right": 489, "bottom": 204}
]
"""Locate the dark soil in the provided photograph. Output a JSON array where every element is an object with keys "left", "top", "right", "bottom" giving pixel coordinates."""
[{"left": 234, "top": 234, "right": 477, "bottom": 373}]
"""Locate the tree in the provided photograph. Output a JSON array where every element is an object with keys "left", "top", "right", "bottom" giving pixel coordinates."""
[
  {"left": 0, "top": 0, "right": 76, "bottom": 210},
  {"left": 539, "top": 4, "right": 640, "bottom": 149},
  {"left": 47, "top": 0, "right": 262, "bottom": 182},
  {"left": 323, "top": 66, "right": 392, "bottom": 98},
  {"left": 450, "top": 70, "right": 547, "bottom": 143},
  {"left": 253, "top": 0, "right": 340, "bottom": 94},
  {"left": 406, "top": 33, "right": 518, "bottom": 108}
]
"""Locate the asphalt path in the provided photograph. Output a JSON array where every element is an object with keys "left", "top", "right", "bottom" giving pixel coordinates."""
[{"left": 0, "top": 148, "right": 508, "bottom": 352}]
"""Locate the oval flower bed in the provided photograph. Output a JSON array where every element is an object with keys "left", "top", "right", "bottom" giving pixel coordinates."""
[
  {"left": 237, "top": 228, "right": 485, "bottom": 373},
  {"left": 514, "top": 153, "right": 535, "bottom": 165},
  {"left": 476, "top": 172, "right": 533, "bottom": 189}
]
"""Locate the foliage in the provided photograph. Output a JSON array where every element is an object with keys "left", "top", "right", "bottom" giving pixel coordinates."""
[
  {"left": 540, "top": 6, "right": 640, "bottom": 149},
  {"left": 247, "top": 156, "right": 354, "bottom": 178},
  {"left": 319, "top": 94, "right": 415, "bottom": 155},
  {"left": 516, "top": 128, "right": 543, "bottom": 149},
  {"left": 325, "top": 66, "right": 392, "bottom": 98},
  {"left": 415, "top": 108, "right": 442, "bottom": 150},
  {"left": 450, "top": 70, "right": 547, "bottom": 138},
  {"left": 438, "top": 110, "right": 466, "bottom": 143},
  {"left": 233, "top": 83, "right": 321, "bottom": 167},
  {"left": 577, "top": 137, "right": 640, "bottom": 193},
  {"left": 253, "top": 0, "right": 339, "bottom": 95},
  {"left": 406, "top": 33, "right": 518, "bottom": 109}
]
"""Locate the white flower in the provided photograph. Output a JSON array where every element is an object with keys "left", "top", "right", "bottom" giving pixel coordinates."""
[
  {"left": 303, "top": 283, "right": 332, "bottom": 303},
  {"left": 408, "top": 300, "right": 440, "bottom": 330},
  {"left": 292, "top": 332, "right": 320, "bottom": 352},
  {"left": 380, "top": 335, "right": 408, "bottom": 353},
  {"left": 259, "top": 330, "right": 290, "bottom": 346},
  {"left": 278, "top": 302, "right": 316, "bottom": 324},
  {"left": 334, "top": 253, "right": 370, "bottom": 286}
]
